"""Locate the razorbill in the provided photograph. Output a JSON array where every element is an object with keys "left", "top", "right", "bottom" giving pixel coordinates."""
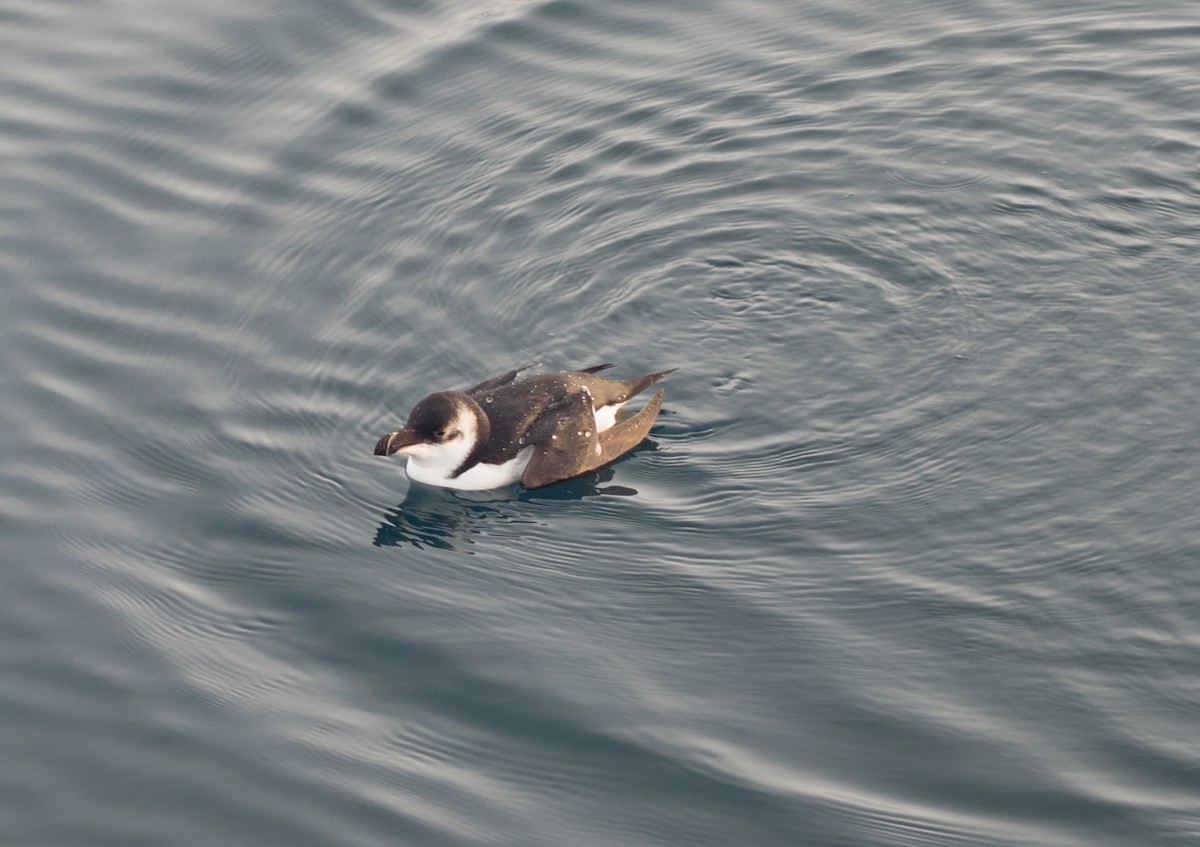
[{"left": 373, "top": 363, "right": 675, "bottom": 489}]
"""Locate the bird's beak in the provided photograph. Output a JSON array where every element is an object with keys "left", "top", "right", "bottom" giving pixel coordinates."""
[{"left": 373, "top": 428, "right": 423, "bottom": 456}]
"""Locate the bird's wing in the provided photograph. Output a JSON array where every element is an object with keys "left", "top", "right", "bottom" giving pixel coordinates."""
[
  {"left": 464, "top": 363, "right": 539, "bottom": 396},
  {"left": 520, "top": 389, "right": 664, "bottom": 489},
  {"left": 595, "top": 388, "right": 664, "bottom": 465}
]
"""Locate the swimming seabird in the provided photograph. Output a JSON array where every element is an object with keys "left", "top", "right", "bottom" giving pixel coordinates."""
[{"left": 373, "top": 363, "right": 674, "bottom": 489}]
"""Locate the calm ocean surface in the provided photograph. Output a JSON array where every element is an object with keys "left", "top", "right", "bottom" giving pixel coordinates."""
[{"left": 2, "top": 0, "right": 1198, "bottom": 844}]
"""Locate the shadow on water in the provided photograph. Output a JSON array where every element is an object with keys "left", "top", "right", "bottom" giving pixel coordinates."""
[{"left": 372, "top": 465, "right": 638, "bottom": 553}]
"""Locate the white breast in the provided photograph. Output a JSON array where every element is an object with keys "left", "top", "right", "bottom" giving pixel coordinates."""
[
  {"left": 398, "top": 404, "right": 532, "bottom": 490},
  {"left": 413, "top": 447, "right": 533, "bottom": 490}
]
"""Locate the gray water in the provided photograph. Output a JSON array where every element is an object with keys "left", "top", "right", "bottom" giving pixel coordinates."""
[{"left": 2, "top": 0, "right": 1199, "bottom": 844}]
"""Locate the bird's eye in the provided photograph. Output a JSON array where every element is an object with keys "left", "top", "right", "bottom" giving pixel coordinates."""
[{"left": 434, "top": 429, "right": 447, "bottom": 440}]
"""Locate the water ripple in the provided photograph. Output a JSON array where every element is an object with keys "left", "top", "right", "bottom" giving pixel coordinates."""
[{"left": 5, "top": 0, "right": 1200, "bottom": 844}]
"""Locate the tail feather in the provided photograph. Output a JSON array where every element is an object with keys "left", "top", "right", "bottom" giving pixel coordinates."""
[
  {"left": 615, "top": 368, "right": 677, "bottom": 402},
  {"left": 590, "top": 389, "right": 665, "bottom": 471}
]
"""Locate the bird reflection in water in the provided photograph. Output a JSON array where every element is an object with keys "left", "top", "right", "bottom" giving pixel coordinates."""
[{"left": 372, "top": 465, "right": 637, "bottom": 553}]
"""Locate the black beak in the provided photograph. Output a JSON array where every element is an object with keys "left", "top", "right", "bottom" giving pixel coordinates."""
[{"left": 373, "top": 429, "right": 423, "bottom": 456}]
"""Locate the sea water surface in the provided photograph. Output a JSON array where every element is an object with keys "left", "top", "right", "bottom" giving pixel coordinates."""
[{"left": 2, "top": 0, "right": 1199, "bottom": 844}]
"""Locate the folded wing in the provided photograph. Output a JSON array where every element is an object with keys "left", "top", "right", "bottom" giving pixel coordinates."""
[
  {"left": 463, "top": 363, "right": 539, "bottom": 396},
  {"left": 520, "top": 389, "right": 665, "bottom": 489}
]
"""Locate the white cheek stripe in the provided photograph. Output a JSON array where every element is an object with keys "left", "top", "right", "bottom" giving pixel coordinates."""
[
  {"left": 400, "top": 406, "right": 477, "bottom": 484},
  {"left": 399, "top": 405, "right": 536, "bottom": 490}
]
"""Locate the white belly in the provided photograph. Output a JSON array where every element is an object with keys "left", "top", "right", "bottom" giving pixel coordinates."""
[{"left": 406, "top": 447, "right": 533, "bottom": 490}]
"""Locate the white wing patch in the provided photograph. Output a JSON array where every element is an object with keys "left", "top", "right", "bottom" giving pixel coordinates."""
[{"left": 592, "top": 401, "right": 625, "bottom": 433}]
